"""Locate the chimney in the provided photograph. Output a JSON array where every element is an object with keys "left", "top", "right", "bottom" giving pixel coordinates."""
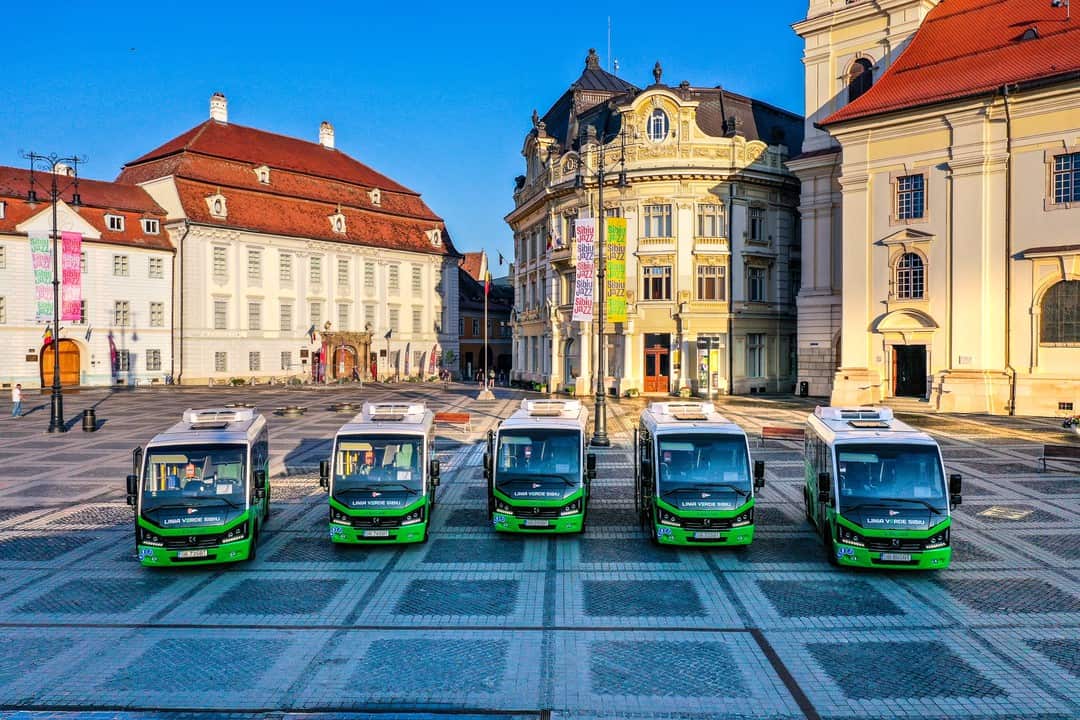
[
  {"left": 319, "top": 121, "right": 335, "bottom": 149},
  {"left": 210, "top": 92, "right": 228, "bottom": 123}
]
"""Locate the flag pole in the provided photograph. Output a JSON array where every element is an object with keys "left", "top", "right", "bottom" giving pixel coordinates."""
[{"left": 478, "top": 266, "right": 494, "bottom": 400}]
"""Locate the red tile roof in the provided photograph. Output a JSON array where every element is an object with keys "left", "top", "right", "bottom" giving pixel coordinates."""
[
  {"left": 0, "top": 165, "right": 172, "bottom": 251},
  {"left": 459, "top": 252, "right": 485, "bottom": 281},
  {"left": 823, "top": 0, "right": 1080, "bottom": 125}
]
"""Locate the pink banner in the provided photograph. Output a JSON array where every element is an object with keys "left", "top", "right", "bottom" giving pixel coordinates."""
[
  {"left": 571, "top": 219, "right": 596, "bottom": 322},
  {"left": 429, "top": 344, "right": 438, "bottom": 375},
  {"left": 29, "top": 232, "right": 53, "bottom": 322},
  {"left": 61, "top": 232, "right": 82, "bottom": 322}
]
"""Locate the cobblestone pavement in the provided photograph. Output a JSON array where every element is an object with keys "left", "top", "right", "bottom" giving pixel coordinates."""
[{"left": 0, "top": 384, "right": 1077, "bottom": 719}]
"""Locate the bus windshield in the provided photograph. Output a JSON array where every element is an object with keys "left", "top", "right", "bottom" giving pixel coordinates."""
[
  {"left": 141, "top": 444, "right": 248, "bottom": 527},
  {"left": 495, "top": 429, "right": 581, "bottom": 500},
  {"left": 836, "top": 443, "right": 947, "bottom": 513},
  {"left": 333, "top": 435, "right": 424, "bottom": 507},
  {"left": 655, "top": 433, "right": 751, "bottom": 510}
]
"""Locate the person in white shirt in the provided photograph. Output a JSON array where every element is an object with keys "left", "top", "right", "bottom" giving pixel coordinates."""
[{"left": 11, "top": 384, "right": 22, "bottom": 418}]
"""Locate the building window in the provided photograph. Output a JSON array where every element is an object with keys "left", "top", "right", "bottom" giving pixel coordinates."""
[
  {"left": 643, "top": 204, "right": 673, "bottom": 238},
  {"left": 364, "top": 262, "right": 375, "bottom": 290},
  {"left": 117, "top": 350, "right": 130, "bottom": 372},
  {"left": 310, "top": 256, "right": 323, "bottom": 284},
  {"left": 643, "top": 265, "right": 672, "bottom": 300},
  {"left": 148, "top": 257, "right": 164, "bottom": 279},
  {"left": 895, "top": 253, "right": 925, "bottom": 300},
  {"left": 281, "top": 351, "right": 292, "bottom": 371},
  {"left": 847, "top": 58, "right": 873, "bottom": 103},
  {"left": 248, "top": 302, "right": 262, "bottom": 331},
  {"left": 389, "top": 264, "right": 400, "bottom": 291},
  {"left": 113, "top": 255, "right": 129, "bottom": 277},
  {"left": 213, "top": 247, "right": 227, "bottom": 279},
  {"left": 459, "top": 318, "right": 464, "bottom": 335},
  {"left": 337, "top": 303, "right": 349, "bottom": 330},
  {"left": 747, "top": 333, "right": 765, "bottom": 377},
  {"left": 472, "top": 318, "right": 481, "bottom": 336},
  {"left": 280, "top": 303, "right": 293, "bottom": 331},
  {"left": 80, "top": 251, "right": 86, "bottom": 273},
  {"left": 310, "top": 302, "right": 322, "bottom": 327},
  {"left": 215, "top": 351, "right": 227, "bottom": 372},
  {"left": 1040, "top": 280, "right": 1080, "bottom": 344},
  {"left": 141, "top": 218, "right": 160, "bottom": 234},
  {"left": 249, "top": 351, "right": 261, "bottom": 372},
  {"left": 749, "top": 207, "right": 765, "bottom": 242},
  {"left": 1053, "top": 152, "right": 1080, "bottom": 204},
  {"left": 412, "top": 308, "right": 423, "bottom": 334},
  {"left": 247, "top": 248, "right": 262, "bottom": 283},
  {"left": 697, "top": 265, "right": 726, "bottom": 301},
  {"left": 113, "top": 300, "right": 130, "bottom": 327},
  {"left": 748, "top": 266, "right": 767, "bottom": 302},
  {"left": 389, "top": 307, "right": 399, "bottom": 332},
  {"left": 697, "top": 204, "right": 724, "bottom": 237},
  {"left": 790, "top": 267, "right": 802, "bottom": 303},
  {"left": 896, "top": 174, "right": 925, "bottom": 220},
  {"left": 149, "top": 302, "right": 164, "bottom": 327},
  {"left": 412, "top": 266, "right": 422, "bottom": 293},
  {"left": 77, "top": 300, "right": 86, "bottom": 324},
  {"left": 106, "top": 214, "right": 124, "bottom": 232},
  {"left": 214, "top": 300, "right": 228, "bottom": 330},
  {"left": 279, "top": 253, "right": 293, "bottom": 282},
  {"left": 647, "top": 109, "right": 669, "bottom": 142},
  {"left": 337, "top": 258, "right": 350, "bottom": 287},
  {"left": 364, "top": 304, "right": 375, "bottom": 329},
  {"left": 0, "top": 297, "right": 5, "bottom": 324},
  {"left": 604, "top": 207, "right": 622, "bottom": 218},
  {"left": 146, "top": 349, "right": 161, "bottom": 371},
  {"left": 0, "top": 201, "right": 5, "bottom": 219}
]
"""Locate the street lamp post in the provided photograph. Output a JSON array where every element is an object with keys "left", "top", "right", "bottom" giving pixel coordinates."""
[{"left": 23, "top": 151, "right": 87, "bottom": 434}]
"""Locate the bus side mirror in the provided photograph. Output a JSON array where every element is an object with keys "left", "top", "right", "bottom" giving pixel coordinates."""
[
  {"left": 319, "top": 460, "right": 330, "bottom": 489},
  {"left": 253, "top": 470, "right": 267, "bottom": 499},
  {"left": 641, "top": 460, "right": 653, "bottom": 488},
  {"left": 483, "top": 452, "right": 491, "bottom": 479},
  {"left": 949, "top": 473, "right": 962, "bottom": 506},
  {"left": 430, "top": 459, "right": 441, "bottom": 487},
  {"left": 817, "top": 472, "right": 831, "bottom": 504},
  {"left": 125, "top": 474, "right": 137, "bottom": 506},
  {"left": 132, "top": 446, "right": 143, "bottom": 477},
  {"left": 586, "top": 453, "right": 597, "bottom": 480},
  {"left": 753, "top": 460, "right": 765, "bottom": 490}
]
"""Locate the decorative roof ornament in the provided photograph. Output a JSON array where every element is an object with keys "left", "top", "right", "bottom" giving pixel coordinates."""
[
  {"left": 531, "top": 109, "right": 539, "bottom": 128},
  {"left": 585, "top": 48, "right": 601, "bottom": 70},
  {"left": 653, "top": 61, "right": 663, "bottom": 85}
]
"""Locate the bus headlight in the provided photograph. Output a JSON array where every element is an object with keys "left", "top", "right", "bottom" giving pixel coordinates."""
[
  {"left": 732, "top": 508, "right": 754, "bottom": 527},
  {"left": 495, "top": 500, "right": 513, "bottom": 513},
  {"left": 401, "top": 509, "right": 424, "bottom": 525},
  {"left": 837, "top": 524, "right": 865, "bottom": 547},
  {"left": 925, "top": 528, "right": 950, "bottom": 549},
  {"left": 330, "top": 508, "right": 351, "bottom": 525},
  {"left": 560, "top": 500, "right": 581, "bottom": 516},
  {"left": 659, "top": 510, "right": 680, "bottom": 527},
  {"left": 140, "top": 528, "right": 163, "bottom": 546},
  {"left": 221, "top": 524, "right": 248, "bottom": 543}
]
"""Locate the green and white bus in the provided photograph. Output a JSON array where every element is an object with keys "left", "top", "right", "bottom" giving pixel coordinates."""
[
  {"left": 804, "top": 406, "right": 962, "bottom": 569},
  {"left": 485, "top": 399, "right": 596, "bottom": 534},
  {"left": 635, "top": 402, "right": 764, "bottom": 546},
  {"left": 127, "top": 407, "right": 270, "bottom": 566},
  {"left": 320, "top": 402, "right": 440, "bottom": 544}
]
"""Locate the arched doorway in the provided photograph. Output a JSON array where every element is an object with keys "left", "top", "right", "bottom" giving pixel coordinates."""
[
  {"left": 41, "top": 339, "right": 81, "bottom": 387},
  {"left": 333, "top": 345, "right": 358, "bottom": 380}
]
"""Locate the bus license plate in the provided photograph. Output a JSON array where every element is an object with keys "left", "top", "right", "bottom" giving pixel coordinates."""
[
  {"left": 177, "top": 549, "right": 208, "bottom": 559},
  {"left": 363, "top": 530, "right": 390, "bottom": 538},
  {"left": 524, "top": 519, "right": 549, "bottom": 527},
  {"left": 880, "top": 552, "right": 911, "bottom": 562},
  {"left": 695, "top": 531, "right": 723, "bottom": 539}
]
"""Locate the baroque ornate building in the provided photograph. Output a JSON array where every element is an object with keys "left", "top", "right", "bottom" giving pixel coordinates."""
[
  {"left": 792, "top": 0, "right": 1080, "bottom": 415},
  {"left": 507, "top": 50, "right": 803, "bottom": 396}
]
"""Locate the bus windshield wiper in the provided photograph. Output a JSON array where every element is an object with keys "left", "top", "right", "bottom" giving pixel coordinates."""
[
  {"left": 877, "top": 497, "right": 946, "bottom": 513},
  {"left": 497, "top": 474, "right": 575, "bottom": 489},
  {"left": 335, "top": 483, "right": 418, "bottom": 496},
  {"left": 661, "top": 484, "right": 749, "bottom": 499},
  {"left": 196, "top": 495, "right": 241, "bottom": 510}
]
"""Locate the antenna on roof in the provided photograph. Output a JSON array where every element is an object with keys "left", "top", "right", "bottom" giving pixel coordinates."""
[{"left": 607, "top": 17, "right": 612, "bottom": 73}]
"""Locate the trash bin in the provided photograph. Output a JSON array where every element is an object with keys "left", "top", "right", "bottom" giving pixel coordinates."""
[
  {"left": 82, "top": 408, "right": 97, "bottom": 432},
  {"left": 799, "top": 381, "right": 809, "bottom": 398}
]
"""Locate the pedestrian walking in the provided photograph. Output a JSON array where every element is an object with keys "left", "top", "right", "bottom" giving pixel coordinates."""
[{"left": 11, "top": 383, "right": 22, "bottom": 418}]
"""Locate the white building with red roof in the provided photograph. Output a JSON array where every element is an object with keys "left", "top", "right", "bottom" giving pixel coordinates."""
[
  {"left": 118, "top": 93, "right": 461, "bottom": 384},
  {"left": 0, "top": 165, "right": 173, "bottom": 389},
  {"left": 791, "top": 0, "right": 1080, "bottom": 415}
]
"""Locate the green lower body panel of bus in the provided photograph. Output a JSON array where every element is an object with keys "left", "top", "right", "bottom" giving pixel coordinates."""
[
  {"left": 830, "top": 517, "right": 953, "bottom": 570},
  {"left": 328, "top": 497, "right": 430, "bottom": 544},
  {"left": 491, "top": 489, "right": 586, "bottom": 534},
  {"left": 492, "top": 511, "right": 584, "bottom": 533},
  {"left": 136, "top": 515, "right": 256, "bottom": 566},
  {"left": 652, "top": 498, "right": 755, "bottom": 547},
  {"left": 655, "top": 522, "right": 755, "bottom": 546}
]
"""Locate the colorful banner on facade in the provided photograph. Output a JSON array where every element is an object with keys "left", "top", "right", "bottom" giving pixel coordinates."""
[
  {"left": 29, "top": 232, "right": 53, "bottom": 322},
  {"left": 605, "top": 218, "right": 627, "bottom": 323},
  {"left": 571, "top": 219, "right": 596, "bottom": 322},
  {"left": 429, "top": 344, "right": 438, "bottom": 375},
  {"left": 61, "top": 231, "right": 82, "bottom": 322}
]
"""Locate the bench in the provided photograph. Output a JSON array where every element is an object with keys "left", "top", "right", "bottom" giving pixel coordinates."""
[
  {"left": 1037, "top": 443, "right": 1080, "bottom": 472},
  {"left": 760, "top": 426, "right": 805, "bottom": 447},
  {"left": 434, "top": 412, "right": 472, "bottom": 432}
]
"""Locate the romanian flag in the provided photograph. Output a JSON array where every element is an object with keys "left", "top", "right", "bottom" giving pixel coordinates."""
[
  {"left": 484, "top": 271, "right": 491, "bottom": 296},
  {"left": 42, "top": 325, "right": 53, "bottom": 346}
]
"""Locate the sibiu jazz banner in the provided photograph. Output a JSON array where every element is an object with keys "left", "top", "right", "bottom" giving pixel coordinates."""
[
  {"left": 61, "top": 231, "right": 82, "bottom": 322},
  {"left": 571, "top": 219, "right": 596, "bottom": 323},
  {"left": 605, "top": 218, "right": 627, "bottom": 323},
  {"left": 29, "top": 232, "right": 53, "bottom": 322}
]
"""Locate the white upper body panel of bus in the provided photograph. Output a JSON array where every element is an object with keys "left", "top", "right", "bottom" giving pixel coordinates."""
[
  {"left": 499, "top": 399, "right": 588, "bottom": 434},
  {"left": 806, "top": 406, "right": 938, "bottom": 447},
  {"left": 147, "top": 407, "right": 266, "bottom": 448},
  {"left": 334, "top": 402, "right": 434, "bottom": 440},
  {"left": 639, "top": 402, "right": 747, "bottom": 438}
]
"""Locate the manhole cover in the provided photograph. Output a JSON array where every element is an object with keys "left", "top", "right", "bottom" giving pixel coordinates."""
[{"left": 977, "top": 506, "right": 1033, "bottom": 521}]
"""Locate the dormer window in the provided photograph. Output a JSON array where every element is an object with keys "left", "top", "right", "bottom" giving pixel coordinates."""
[
  {"left": 141, "top": 218, "right": 160, "bottom": 234},
  {"left": 368, "top": 188, "right": 381, "bottom": 206},
  {"left": 254, "top": 165, "right": 271, "bottom": 184},
  {"left": 647, "top": 109, "right": 669, "bottom": 142},
  {"left": 427, "top": 228, "right": 442, "bottom": 247},
  {"left": 106, "top": 214, "right": 125, "bottom": 232},
  {"left": 0, "top": 201, "right": 5, "bottom": 219},
  {"left": 847, "top": 58, "right": 874, "bottom": 103},
  {"left": 207, "top": 192, "right": 228, "bottom": 219},
  {"left": 330, "top": 212, "right": 347, "bottom": 234}
]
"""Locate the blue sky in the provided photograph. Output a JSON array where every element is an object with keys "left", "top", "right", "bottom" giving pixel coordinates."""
[{"left": 2, "top": 1, "right": 807, "bottom": 271}]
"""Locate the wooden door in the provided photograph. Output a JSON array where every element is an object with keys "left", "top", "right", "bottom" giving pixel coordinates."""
[
  {"left": 41, "top": 340, "right": 80, "bottom": 386},
  {"left": 334, "top": 346, "right": 357, "bottom": 379},
  {"left": 643, "top": 345, "right": 670, "bottom": 393}
]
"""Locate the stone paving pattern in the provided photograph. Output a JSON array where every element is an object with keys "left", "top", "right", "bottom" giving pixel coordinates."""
[{"left": 0, "top": 384, "right": 1077, "bottom": 719}]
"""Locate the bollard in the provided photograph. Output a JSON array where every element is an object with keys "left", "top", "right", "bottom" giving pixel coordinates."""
[{"left": 82, "top": 407, "right": 97, "bottom": 432}]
